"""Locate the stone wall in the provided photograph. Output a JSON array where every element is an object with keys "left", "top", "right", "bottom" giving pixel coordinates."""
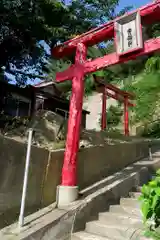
[{"left": 0, "top": 135, "right": 155, "bottom": 228}]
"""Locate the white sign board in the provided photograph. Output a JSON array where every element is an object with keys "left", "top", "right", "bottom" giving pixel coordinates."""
[{"left": 114, "top": 11, "right": 143, "bottom": 56}]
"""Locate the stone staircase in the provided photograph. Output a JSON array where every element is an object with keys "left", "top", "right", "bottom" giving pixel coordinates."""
[{"left": 72, "top": 187, "right": 148, "bottom": 240}]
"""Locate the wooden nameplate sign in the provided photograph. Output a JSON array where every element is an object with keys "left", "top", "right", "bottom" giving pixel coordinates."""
[{"left": 114, "top": 11, "right": 143, "bottom": 56}]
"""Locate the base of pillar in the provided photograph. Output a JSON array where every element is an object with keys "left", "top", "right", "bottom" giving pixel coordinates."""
[{"left": 56, "top": 185, "right": 78, "bottom": 207}]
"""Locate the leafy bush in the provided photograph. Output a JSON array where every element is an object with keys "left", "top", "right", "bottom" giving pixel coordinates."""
[
  {"left": 106, "top": 105, "right": 123, "bottom": 127},
  {"left": 145, "top": 56, "right": 160, "bottom": 73},
  {"left": 139, "top": 170, "right": 160, "bottom": 239},
  {"left": 141, "top": 121, "right": 160, "bottom": 138}
]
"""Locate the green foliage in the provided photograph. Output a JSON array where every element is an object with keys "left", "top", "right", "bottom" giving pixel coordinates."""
[
  {"left": 106, "top": 105, "right": 123, "bottom": 127},
  {"left": 84, "top": 75, "right": 95, "bottom": 96},
  {"left": 69, "top": 0, "right": 132, "bottom": 29},
  {"left": 145, "top": 56, "right": 160, "bottom": 73},
  {"left": 123, "top": 72, "right": 160, "bottom": 123},
  {"left": 151, "top": 23, "right": 160, "bottom": 38},
  {"left": 139, "top": 170, "right": 160, "bottom": 239},
  {"left": 0, "top": 0, "right": 80, "bottom": 85},
  {"left": 0, "top": 0, "right": 73, "bottom": 67},
  {"left": 141, "top": 121, "right": 160, "bottom": 138},
  {"left": 146, "top": 23, "right": 160, "bottom": 39},
  {"left": 98, "top": 105, "right": 122, "bottom": 128}
]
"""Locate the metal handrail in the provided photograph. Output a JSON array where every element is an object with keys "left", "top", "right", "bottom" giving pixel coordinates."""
[{"left": 18, "top": 128, "right": 33, "bottom": 228}]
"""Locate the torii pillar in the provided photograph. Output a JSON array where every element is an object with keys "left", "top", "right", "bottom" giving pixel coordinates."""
[{"left": 57, "top": 43, "right": 86, "bottom": 206}]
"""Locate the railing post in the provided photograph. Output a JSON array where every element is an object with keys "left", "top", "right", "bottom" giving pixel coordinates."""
[
  {"left": 124, "top": 97, "right": 129, "bottom": 136},
  {"left": 149, "top": 143, "right": 152, "bottom": 160},
  {"left": 18, "top": 128, "right": 33, "bottom": 229},
  {"left": 101, "top": 86, "right": 107, "bottom": 130}
]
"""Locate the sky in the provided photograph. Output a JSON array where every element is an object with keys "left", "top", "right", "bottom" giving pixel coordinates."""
[
  {"left": 65, "top": 0, "right": 151, "bottom": 9},
  {"left": 117, "top": 0, "right": 151, "bottom": 11}
]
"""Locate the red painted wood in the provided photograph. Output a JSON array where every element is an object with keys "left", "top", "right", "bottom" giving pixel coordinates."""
[
  {"left": 106, "top": 83, "right": 135, "bottom": 99},
  {"left": 93, "top": 76, "right": 135, "bottom": 99},
  {"left": 101, "top": 87, "right": 107, "bottom": 130},
  {"left": 56, "top": 38, "right": 160, "bottom": 83},
  {"left": 56, "top": 64, "right": 76, "bottom": 82},
  {"left": 106, "top": 90, "right": 134, "bottom": 107},
  {"left": 52, "top": 1, "right": 160, "bottom": 58},
  {"left": 124, "top": 97, "right": 129, "bottom": 136},
  {"left": 84, "top": 37, "right": 160, "bottom": 74},
  {"left": 61, "top": 43, "right": 87, "bottom": 186},
  {"left": 56, "top": 63, "right": 84, "bottom": 82}
]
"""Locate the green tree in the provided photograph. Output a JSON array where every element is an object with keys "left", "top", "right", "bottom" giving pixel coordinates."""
[
  {"left": 68, "top": 0, "right": 132, "bottom": 31},
  {"left": 106, "top": 105, "right": 123, "bottom": 127},
  {"left": 145, "top": 55, "right": 160, "bottom": 73},
  {"left": 0, "top": 0, "right": 75, "bottom": 82}
]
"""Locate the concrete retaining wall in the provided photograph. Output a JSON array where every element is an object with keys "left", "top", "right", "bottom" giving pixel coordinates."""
[
  {"left": 0, "top": 136, "right": 49, "bottom": 228},
  {"left": 77, "top": 141, "right": 149, "bottom": 189},
  {"left": 0, "top": 135, "right": 156, "bottom": 228}
]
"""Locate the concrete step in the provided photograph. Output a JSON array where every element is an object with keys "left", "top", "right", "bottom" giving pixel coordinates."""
[
  {"left": 86, "top": 220, "right": 142, "bottom": 240},
  {"left": 120, "top": 198, "right": 140, "bottom": 208},
  {"left": 72, "top": 185, "right": 146, "bottom": 240},
  {"left": 129, "top": 192, "right": 141, "bottom": 199},
  {"left": 109, "top": 205, "right": 142, "bottom": 218},
  {"left": 152, "top": 152, "right": 160, "bottom": 158},
  {"left": 99, "top": 212, "right": 143, "bottom": 228},
  {"left": 72, "top": 231, "right": 110, "bottom": 240}
]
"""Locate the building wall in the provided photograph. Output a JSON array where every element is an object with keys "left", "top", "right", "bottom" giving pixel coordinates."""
[
  {"left": 83, "top": 92, "right": 117, "bottom": 130},
  {"left": 0, "top": 82, "right": 35, "bottom": 118}
]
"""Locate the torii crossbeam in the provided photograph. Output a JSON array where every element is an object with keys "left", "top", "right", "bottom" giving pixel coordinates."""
[{"left": 52, "top": 0, "right": 160, "bottom": 206}]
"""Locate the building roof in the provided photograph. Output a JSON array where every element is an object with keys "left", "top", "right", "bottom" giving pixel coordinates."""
[
  {"left": 34, "top": 80, "right": 90, "bottom": 115},
  {"left": 34, "top": 80, "right": 53, "bottom": 88}
]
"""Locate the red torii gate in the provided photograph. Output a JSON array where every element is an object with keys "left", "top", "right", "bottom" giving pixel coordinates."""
[
  {"left": 52, "top": 1, "right": 160, "bottom": 206},
  {"left": 93, "top": 75, "right": 135, "bottom": 134}
]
